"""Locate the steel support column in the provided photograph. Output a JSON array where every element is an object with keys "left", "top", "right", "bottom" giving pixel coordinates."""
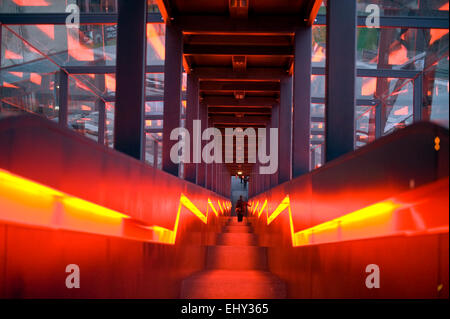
[
  {"left": 153, "top": 140, "right": 158, "bottom": 168},
  {"left": 114, "top": 0, "right": 147, "bottom": 160},
  {"left": 270, "top": 103, "right": 280, "bottom": 187},
  {"left": 292, "top": 26, "right": 311, "bottom": 177},
  {"left": 185, "top": 73, "right": 199, "bottom": 182},
  {"left": 197, "top": 102, "right": 207, "bottom": 186},
  {"left": 162, "top": 24, "right": 183, "bottom": 175},
  {"left": 325, "top": 0, "right": 356, "bottom": 161},
  {"left": 280, "top": 76, "right": 293, "bottom": 182},
  {"left": 57, "top": 71, "right": 68, "bottom": 127}
]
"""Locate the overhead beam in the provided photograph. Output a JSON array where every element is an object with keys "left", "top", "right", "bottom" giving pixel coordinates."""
[
  {"left": 208, "top": 107, "right": 272, "bottom": 115},
  {"left": 200, "top": 81, "right": 280, "bottom": 92},
  {"left": 185, "top": 34, "right": 293, "bottom": 46},
  {"left": 154, "top": 0, "right": 170, "bottom": 23},
  {"left": 229, "top": 0, "right": 249, "bottom": 18},
  {"left": 184, "top": 44, "right": 293, "bottom": 57},
  {"left": 306, "top": 0, "right": 324, "bottom": 26},
  {"left": 178, "top": 15, "right": 304, "bottom": 35},
  {"left": 204, "top": 96, "right": 277, "bottom": 107},
  {"left": 195, "top": 67, "right": 287, "bottom": 81},
  {"left": 210, "top": 115, "right": 270, "bottom": 125}
]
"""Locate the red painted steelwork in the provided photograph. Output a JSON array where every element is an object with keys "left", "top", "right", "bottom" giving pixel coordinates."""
[
  {"left": 249, "top": 122, "right": 449, "bottom": 298},
  {"left": 0, "top": 114, "right": 230, "bottom": 298}
]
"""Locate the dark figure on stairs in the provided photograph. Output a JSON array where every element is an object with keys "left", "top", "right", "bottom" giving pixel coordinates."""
[{"left": 236, "top": 196, "right": 250, "bottom": 222}]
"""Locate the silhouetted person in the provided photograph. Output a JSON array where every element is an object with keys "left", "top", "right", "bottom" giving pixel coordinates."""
[
  {"left": 243, "top": 176, "right": 248, "bottom": 189},
  {"left": 236, "top": 195, "right": 249, "bottom": 222}
]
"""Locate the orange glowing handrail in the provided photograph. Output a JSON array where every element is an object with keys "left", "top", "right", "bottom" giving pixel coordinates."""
[
  {"left": 0, "top": 168, "right": 231, "bottom": 245},
  {"left": 218, "top": 200, "right": 224, "bottom": 214},
  {"left": 208, "top": 198, "right": 219, "bottom": 216},
  {"left": 252, "top": 179, "right": 449, "bottom": 247}
]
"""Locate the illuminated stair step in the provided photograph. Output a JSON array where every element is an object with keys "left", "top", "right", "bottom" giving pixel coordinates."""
[
  {"left": 223, "top": 225, "right": 253, "bottom": 233},
  {"left": 180, "top": 270, "right": 286, "bottom": 299},
  {"left": 227, "top": 219, "right": 251, "bottom": 226},
  {"left": 180, "top": 217, "right": 286, "bottom": 299},
  {"left": 216, "top": 232, "right": 258, "bottom": 246},
  {"left": 206, "top": 245, "right": 267, "bottom": 270}
]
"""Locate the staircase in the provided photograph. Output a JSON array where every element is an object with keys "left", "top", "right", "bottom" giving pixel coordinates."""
[{"left": 180, "top": 217, "right": 286, "bottom": 299}]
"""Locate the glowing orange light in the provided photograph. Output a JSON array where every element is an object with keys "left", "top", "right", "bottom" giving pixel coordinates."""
[
  {"left": 75, "top": 80, "right": 92, "bottom": 92},
  {"left": 388, "top": 46, "right": 408, "bottom": 65},
  {"left": 12, "top": 0, "right": 50, "bottom": 5},
  {"left": 30, "top": 73, "right": 42, "bottom": 85},
  {"left": 435, "top": 137, "right": 441, "bottom": 151},
  {"left": 5, "top": 49, "right": 22, "bottom": 60},
  {"left": 394, "top": 106, "right": 409, "bottom": 116},
  {"left": 3, "top": 82, "right": 19, "bottom": 89},
  {"left": 312, "top": 44, "right": 325, "bottom": 63},
  {"left": 361, "top": 78, "right": 377, "bottom": 96},
  {"left": 36, "top": 24, "right": 54, "bottom": 40},
  {"left": 81, "top": 105, "right": 92, "bottom": 111},
  {"left": 430, "top": 29, "right": 448, "bottom": 45},
  {"left": 146, "top": 24, "right": 165, "bottom": 60},
  {"left": 439, "top": 2, "right": 449, "bottom": 10},
  {"left": 9, "top": 71, "right": 23, "bottom": 78},
  {"left": 67, "top": 31, "right": 94, "bottom": 61},
  {"left": 105, "top": 74, "right": 116, "bottom": 92}
]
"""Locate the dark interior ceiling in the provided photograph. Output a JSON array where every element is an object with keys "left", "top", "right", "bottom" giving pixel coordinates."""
[{"left": 157, "top": 0, "right": 323, "bottom": 176}]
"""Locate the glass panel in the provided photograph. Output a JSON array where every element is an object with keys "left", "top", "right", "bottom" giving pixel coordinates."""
[
  {"left": 357, "top": 0, "right": 449, "bottom": 17},
  {"left": 145, "top": 132, "right": 159, "bottom": 166},
  {"left": 318, "top": 0, "right": 326, "bottom": 14},
  {"left": 310, "top": 144, "right": 324, "bottom": 170},
  {"left": 311, "top": 75, "right": 325, "bottom": 98},
  {"left": 310, "top": 103, "right": 325, "bottom": 170},
  {"left": 146, "top": 23, "right": 165, "bottom": 66},
  {"left": 146, "top": 73, "right": 164, "bottom": 97},
  {"left": 148, "top": 0, "right": 161, "bottom": 13},
  {"left": 105, "top": 101, "right": 114, "bottom": 147},
  {"left": 0, "top": 0, "right": 118, "bottom": 13},
  {"left": 145, "top": 101, "right": 163, "bottom": 115},
  {"left": 68, "top": 75, "right": 101, "bottom": 142},
  {"left": 5, "top": 24, "right": 117, "bottom": 67},
  {"left": 1, "top": 25, "right": 60, "bottom": 121},
  {"left": 423, "top": 52, "right": 449, "bottom": 128},
  {"left": 355, "top": 105, "right": 376, "bottom": 149},
  {"left": 357, "top": 27, "right": 449, "bottom": 70},
  {"left": 312, "top": 26, "right": 326, "bottom": 68},
  {"left": 357, "top": 77, "right": 414, "bottom": 136},
  {"left": 145, "top": 118, "right": 163, "bottom": 129}
]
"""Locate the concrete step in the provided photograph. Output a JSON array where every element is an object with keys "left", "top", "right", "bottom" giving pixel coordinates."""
[
  {"left": 223, "top": 225, "right": 253, "bottom": 233},
  {"left": 206, "top": 245, "right": 267, "bottom": 270},
  {"left": 216, "top": 232, "right": 258, "bottom": 246},
  {"left": 227, "top": 219, "right": 251, "bottom": 226},
  {"left": 180, "top": 270, "right": 287, "bottom": 299}
]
